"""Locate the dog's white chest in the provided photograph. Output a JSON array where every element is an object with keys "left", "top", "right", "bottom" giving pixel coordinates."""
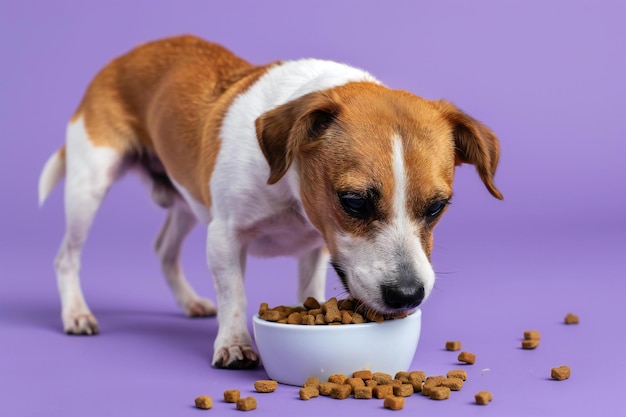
[{"left": 242, "top": 205, "right": 323, "bottom": 257}]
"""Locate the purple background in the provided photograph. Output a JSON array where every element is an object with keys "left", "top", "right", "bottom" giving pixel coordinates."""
[{"left": 1, "top": 1, "right": 625, "bottom": 416}]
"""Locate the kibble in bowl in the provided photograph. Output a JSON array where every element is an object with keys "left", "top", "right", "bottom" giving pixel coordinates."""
[{"left": 252, "top": 303, "right": 421, "bottom": 386}]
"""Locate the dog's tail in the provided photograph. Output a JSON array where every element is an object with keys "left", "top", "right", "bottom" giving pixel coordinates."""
[{"left": 38, "top": 146, "right": 66, "bottom": 207}]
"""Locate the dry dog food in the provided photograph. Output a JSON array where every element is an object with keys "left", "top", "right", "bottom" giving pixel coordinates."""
[
  {"left": 318, "top": 382, "right": 337, "bottom": 396},
  {"left": 354, "top": 386, "right": 373, "bottom": 399},
  {"left": 194, "top": 395, "right": 213, "bottom": 410},
  {"left": 522, "top": 339, "right": 540, "bottom": 349},
  {"left": 446, "top": 370, "right": 467, "bottom": 381},
  {"left": 475, "top": 391, "right": 493, "bottom": 405},
  {"left": 328, "top": 374, "right": 346, "bottom": 384},
  {"left": 223, "top": 390, "right": 240, "bottom": 403},
  {"left": 372, "top": 372, "right": 393, "bottom": 385},
  {"left": 524, "top": 330, "right": 541, "bottom": 340},
  {"left": 458, "top": 351, "right": 476, "bottom": 364},
  {"left": 565, "top": 313, "right": 579, "bottom": 324},
  {"left": 373, "top": 384, "right": 394, "bottom": 399},
  {"left": 429, "top": 386, "right": 451, "bottom": 400},
  {"left": 331, "top": 384, "right": 352, "bottom": 400},
  {"left": 254, "top": 380, "right": 278, "bottom": 393},
  {"left": 258, "top": 297, "right": 407, "bottom": 325},
  {"left": 303, "top": 376, "right": 320, "bottom": 389},
  {"left": 299, "top": 387, "right": 319, "bottom": 400},
  {"left": 441, "top": 377, "right": 463, "bottom": 391},
  {"left": 446, "top": 341, "right": 462, "bottom": 351},
  {"left": 236, "top": 396, "right": 257, "bottom": 411},
  {"left": 345, "top": 377, "right": 365, "bottom": 390},
  {"left": 551, "top": 365, "right": 571, "bottom": 380},
  {"left": 393, "top": 384, "right": 414, "bottom": 397},
  {"left": 353, "top": 370, "right": 373, "bottom": 380},
  {"left": 522, "top": 330, "right": 541, "bottom": 349},
  {"left": 383, "top": 395, "right": 405, "bottom": 410}
]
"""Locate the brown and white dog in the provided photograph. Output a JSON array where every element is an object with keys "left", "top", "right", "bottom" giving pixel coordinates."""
[{"left": 38, "top": 35, "right": 502, "bottom": 369}]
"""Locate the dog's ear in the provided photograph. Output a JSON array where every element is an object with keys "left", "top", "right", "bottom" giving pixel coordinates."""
[
  {"left": 256, "top": 92, "right": 339, "bottom": 184},
  {"left": 435, "top": 100, "right": 503, "bottom": 200}
]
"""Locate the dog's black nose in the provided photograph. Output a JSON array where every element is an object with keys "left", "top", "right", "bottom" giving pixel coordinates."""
[{"left": 381, "top": 284, "right": 425, "bottom": 310}]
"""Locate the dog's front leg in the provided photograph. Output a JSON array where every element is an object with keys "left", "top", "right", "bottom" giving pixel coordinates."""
[
  {"left": 298, "top": 246, "right": 329, "bottom": 303},
  {"left": 207, "top": 220, "right": 259, "bottom": 369}
]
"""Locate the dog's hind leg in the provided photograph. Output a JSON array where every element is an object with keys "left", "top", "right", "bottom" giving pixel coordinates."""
[
  {"left": 55, "top": 116, "right": 125, "bottom": 335},
  {"left": 155, "top": 199, "right": 217, "bottom": 317}
]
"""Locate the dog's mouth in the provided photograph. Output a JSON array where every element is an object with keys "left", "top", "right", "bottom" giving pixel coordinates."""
[{"left": 331, "top": 261, "right": 416, "bottom": 321}]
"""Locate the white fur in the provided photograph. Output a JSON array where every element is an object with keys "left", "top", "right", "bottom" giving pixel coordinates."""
[
  {"left": 55, "top": 116, "right": 124, "bottom": 334},
  {"left": 203, "top": 59, "right": 380, "bottom": 366},
  {"left": 51, "top": 117, "right": 214, "bottom": 334},
  {"left": 39, "top": 149, "right": 65, "bottom": 206}
]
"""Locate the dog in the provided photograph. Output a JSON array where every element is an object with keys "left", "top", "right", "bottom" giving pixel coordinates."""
[{"left": 38, "top": 35, "right": 502, "bottom": 369}]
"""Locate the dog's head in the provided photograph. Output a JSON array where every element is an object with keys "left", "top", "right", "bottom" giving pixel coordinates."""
[{"left": 256, "top": 82, "right": 502, "bottom": 315}]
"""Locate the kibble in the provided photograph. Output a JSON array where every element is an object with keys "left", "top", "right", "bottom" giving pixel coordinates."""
[
  {"left": 303, "top": 296, "right": 321, "bottom": 310},
  {"left": 299, "top": 387, "right": 319, "bottom": 400},
  {"left": 373, "top": 384, "right": 394, "bottom": 399},
  {"left": 258, "top": 297, "right": 409, "bottom": 325},
  {"left": 323, "top": 298, "right": 342, "bottom": 323},
  {"left": 331, "top": 384, "right": 352, "bottom": 400},
  {"left": 429, "top": 386, "right": 451, "bottom": 400},
  {"left": 354, "top": 386, "right": 373, "bottom": 399},
  {"left": 287, "top": 312, "right": 303, "bottom": 324},
  {"left": 254, "top": 380, "right": 278, "bottom": 393},
  {"left": 303, "top": 376, "right": 320, "bottom": 389},
  {"left": 353, "top": 370, "right": 372, "bottom": 380},
  {"left": 392, "top": 384, "right": 414, "bottom": 397},
  {"left": 372, "top": 372, "right": 393, "bottom": 385},
  {"left": 345, "top": 377, "right": 365, "bottom": 390},
  {"left": 446, "top": 370, "right": 467, "bottom": 381},
  {"left": 551, "top": 365, "right": 571, "bottom": 381},
  {"left": 223, "top": 390, "right": 240, "bottom": 403},
  {"left": 441, "top": 377, "right": 463, "bottom": 391},
  {"left": 475, "top": 391, "right": 493, "bottom": 405},
  {"left": 458, "top": 351, "right": 476, "bottom": 364},
  {"left": 236, "top": 396, "right": 257, "bottom": 411},
  {"left": 319, "top": 382, "right": 337, "bottom": 396},
  {"left": 565, "top": 313, "right": 579, "bottom": 324},
  {"left": 194, "top": 395, "right": 212, "bottom": 410},
  {"left": 446, "top": 341, "right": 462, "bottom": 351},
  {"left": 524, "top": 330, "right": 541, "bottom": 340},
  {"left": 328, "top": 374, "right": 346, "bottom": 384},
  {"left": 383, "top": 395, "right": 405, "bottom": 410},
  {"left": 522, "top": 339, "right": 540, "bottom": 349}
]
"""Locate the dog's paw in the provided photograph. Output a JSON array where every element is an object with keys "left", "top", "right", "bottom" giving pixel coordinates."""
[
  {"left": 63, "top": 313, "right": 100, "bottom": 335},
  {"left": 183, "top": 297, "right": 217, "bottom": 318},
  {"left": 212, "top": 345, "right": 259, "bottom": 369}
]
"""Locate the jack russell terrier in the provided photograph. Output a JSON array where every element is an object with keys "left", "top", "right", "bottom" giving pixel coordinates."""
[{"left": 38, "top": 35, "right": 502, "bottom": 369}]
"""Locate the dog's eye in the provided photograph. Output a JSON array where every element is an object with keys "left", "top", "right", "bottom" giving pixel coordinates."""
[
  {"left": 339, "top": 193, "right": 371, "bottom": 219},
  {"left": 426, "top": 200, "right": 447, "bottom": 219}
]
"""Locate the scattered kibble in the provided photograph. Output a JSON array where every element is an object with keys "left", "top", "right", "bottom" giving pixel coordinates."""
[
  {"left": 446, "top": 341, "right": 462, "bottom": 351},
  {"left": 254, "top": 380, "right": 278, "bottom": 393},
  {"left": 551, "top": 365, "right": 571, "bottom": 381},
  {"left": 565, "top": 313, "right": 579, "bottom": 324},
  {"left": 223, "top": 390, "right": 240, "bottom": 403},
  {"left": 194, "top": 395, "right": 212, "bottom": 410},
  {"left": 475, "top": 391, "right": 493, "bottom": 405},
  {"left": 236, "top": 396, "right": 257, "bottom": 411},
  {"left": 458, "top": 351, "right": 476, "bottom": 364}
]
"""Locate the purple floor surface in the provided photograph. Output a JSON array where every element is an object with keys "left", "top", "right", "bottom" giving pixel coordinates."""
[{"left": 2, "top": 1, "right": 625, "bottom": 416}]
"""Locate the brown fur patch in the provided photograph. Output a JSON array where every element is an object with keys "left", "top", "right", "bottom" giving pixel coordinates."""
[{"left": 74, "top": 35, "right": 275, "bottom": 207}]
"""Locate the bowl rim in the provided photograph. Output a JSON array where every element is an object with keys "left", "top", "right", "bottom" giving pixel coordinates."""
[{"left": 252, "top": 307, "right": 421, "bottom": 331}]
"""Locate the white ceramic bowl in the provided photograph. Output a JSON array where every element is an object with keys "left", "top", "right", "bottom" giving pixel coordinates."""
[{"left": 252, "top": 309, "right": 421, "bottom": 386}]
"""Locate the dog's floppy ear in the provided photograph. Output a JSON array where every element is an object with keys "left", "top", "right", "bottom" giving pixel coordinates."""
[
  {"left": 435, "top": 100, "right": 503, "bottom": 200},
  {"left": 256, "top": 91, "right": 339, "bottom": 184}
]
